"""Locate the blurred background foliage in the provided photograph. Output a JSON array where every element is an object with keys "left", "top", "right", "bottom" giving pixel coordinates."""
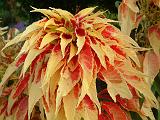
[{"left": 0, "top": 0, "right": 119, "bottom": 27}]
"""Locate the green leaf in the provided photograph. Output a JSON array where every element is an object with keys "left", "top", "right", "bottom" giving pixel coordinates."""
[{"left": 130, "top": 111, "right": 142, "bottom": 120}]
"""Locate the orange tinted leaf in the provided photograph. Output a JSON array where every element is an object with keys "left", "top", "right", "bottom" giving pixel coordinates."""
[
  {"left": 148, "top": 24, "right": 160, "bottom": 55},
  {"left": 101, "top": 102, "right": 130, "bottom": 120},
  {"left": 143, "top": 51, "right": 160, "bottom": 85},
  {"left": 123, "top": 0, "right": 139, "bottom": 12},
  {"left": 118, "top": 3, "right": 137, "bottom": 35}
]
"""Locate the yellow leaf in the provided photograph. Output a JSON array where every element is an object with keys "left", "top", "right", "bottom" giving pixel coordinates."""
[
  {"left": 39, "top": 32, "right": 59, "bottom": 49},
  {"left": 50, "top": 8, "right": 74, "bottom": 20},
  {"left": 31, "top": 7, "right": 60, "bottom": 19},
  {"left": 21, "top": 22, "right": 42, "bottom": 39},
  {"left": 44, "top": 18, "right": 58, "bottom": 29},
  {"left": 141, "top": 100, "right": 156, "bottom": 120},
  {"left": 123, "top": 47, "right": 140, "bottom": 67},
  {"left": 56, "top": 27, "right": 69, "bottom": 33},
  {"left": 76, "top": 7, "right": 97, "bottom": 18},
  {"left": 40, "top": 99, "right": 55, "bottom": 120}
]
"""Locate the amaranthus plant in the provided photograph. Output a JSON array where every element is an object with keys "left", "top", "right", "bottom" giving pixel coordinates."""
[{"left": 0, "top": 7, "right": 159, "bottom": 120}]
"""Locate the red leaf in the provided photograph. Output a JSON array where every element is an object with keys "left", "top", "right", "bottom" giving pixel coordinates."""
[
  {"left": 70, "top": 65, "right": 81, "bottom": 81},
  {"left": 116, "top": 85, "right": 140, "bottom": 112},
  {"left": 78, "top": 42, "right": 94, "bottom": 70},
  {"left": 84, "top": 95, "right": 95, "bottom": 110},
  {"left": 0, "top": 99, "right": 8, "bottom": 115},
  {"left": 110, "top": 45, "right": 126, "bottom": 57},
  {"left": 75, "top": 27, "right": 86, "bottom": 37},
  {"left": 62, "top": 33, "right": 72, "bottom": 39},
  {"left": 16, "top": 96, "right": 28, "bottom": 120},
  {"left": 13, "top": 73, "right": 30, "bottom": 99},
  {"left": 98, "top": 113, "right": 111, "bottom": 120},
  {"left": 102, "top": 26, "right": 117, "bottom": 38},
  {"left": 11, "top": 98, "right": 23, "bottom": 114},
  {"left": 77, "top": 95, "right": 95, "bottom": 110},
  {"left": 98, "top": 89, "right": 112, "bottom": 101},
  {"left": 16, "top": 53, "right": 27, "bottom": 67}
]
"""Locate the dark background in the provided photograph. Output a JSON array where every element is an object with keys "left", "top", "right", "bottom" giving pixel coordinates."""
[{"left": 0, "top": 0, "right": 119, "bottom": 27}]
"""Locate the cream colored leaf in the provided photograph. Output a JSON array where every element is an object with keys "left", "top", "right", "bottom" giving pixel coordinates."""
[
  {"left": 78, "top": 97, "right": 98, "bottom": 120},
  {"left": 68, "top": 42, "right": 77, "bottom": 62},
  {"left": 20, "top": 22, "right": 42, "bottom": 39},
  {"left": 76, "top": 36, "right": 86, "bottom": 55},
  {"left": 124, "top": 48, "right": 141, "bottom": 67},
  {"left": 16, "top": 30, "right": 43, "bottom": 59},
  {"left": 141, "top": 100, "right": 156, "bottom": 120},
  {"left": 40, "top": 99, "right": 55, "bottom": 120},
  {"left": 63, "top": 90, "right": 78, "bottom": 120},
  {"left": 126, "top": 79, "right": 158, "bottom": 108},
  {"left": 55, "top": 66, "right": 80, "bottom": 115},
  {"left": 60, "top": 33, "right": 72, "bottom": 57},
  {"left": 22, "top": 48, "right": 44, "bottom": 76},
  {"left": 101, "top": 44, "right": 115, "bottom": 65},
  {"left": 28, "top": 82, "right": 43, "bottom": 118},
  {"left": 90, "top": 42, "right": 106, "bottom": 69},
  {"left": 107, "top": 80, "right": 132, "bottom": 102},
  {"left": 42, "top": 50, "right": 63, "bottom": 87}
]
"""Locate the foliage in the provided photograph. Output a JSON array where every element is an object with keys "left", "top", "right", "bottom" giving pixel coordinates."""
[
  {"left": 118, "top": 0, "right": 160, "bottom": 119},
  {"left": 0, "top": 5, "right": 159, "bottom": 120}
]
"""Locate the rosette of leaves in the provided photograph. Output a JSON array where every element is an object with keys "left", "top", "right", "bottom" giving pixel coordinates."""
[{"left": 0, "top": 7, "right": 158, "bottom": 120}]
